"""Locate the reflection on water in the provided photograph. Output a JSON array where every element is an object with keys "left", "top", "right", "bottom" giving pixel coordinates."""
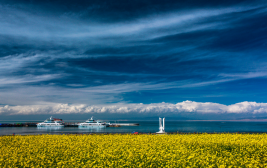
[
  {"left": 37, "top": 126, "right": 63, "bottom": 130},
  {"left": 78, "top": 126, "right": 106, "bottom": 132}
]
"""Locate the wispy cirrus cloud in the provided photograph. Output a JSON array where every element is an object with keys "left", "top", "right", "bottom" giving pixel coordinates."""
[
  {"left": 0, "top": 74, "right": 62, "bottom": 85},
  {"left": 219, "top": 72, "right": 267, "bottom": 78},
  {"left": 0, "top": 70, "right": 264, "bottom": 106},
  {"left": 0, "top": 0, "right": 267, "bottom": 117},
  {"left": 0, "top": 3, "right": 265, "bottom": 47}
]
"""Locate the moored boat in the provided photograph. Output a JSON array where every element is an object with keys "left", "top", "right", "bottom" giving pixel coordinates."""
[
  {"left": 36, "top": 116, "right": 64, "bottom": 127},
  {"left": 78, "top": 117, "right": 106, "bottom": 128}
]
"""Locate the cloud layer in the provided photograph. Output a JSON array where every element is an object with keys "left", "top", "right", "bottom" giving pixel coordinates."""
[{"left": 1, "top": 101, "right": 267, "bottom": 116}]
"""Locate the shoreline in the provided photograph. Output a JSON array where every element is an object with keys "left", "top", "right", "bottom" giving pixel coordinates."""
[{"left": 2, "top": 131, "right": 267, "bottom": 136}]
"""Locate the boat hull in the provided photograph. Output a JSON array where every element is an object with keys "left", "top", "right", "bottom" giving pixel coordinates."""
[
  {"left": 37, "top": 125, "right": 64, "bottom": 127},
  {"left": 78, "top": 125, "right": 106, "bottom": 128}
]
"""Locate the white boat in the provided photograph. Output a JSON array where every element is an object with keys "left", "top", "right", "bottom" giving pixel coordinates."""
[
  {"left": 36, "top": 116, "right": 64, "bottom": 127},
  {"left": 78, "top": 117, "right": 106, "bottom": 128}
]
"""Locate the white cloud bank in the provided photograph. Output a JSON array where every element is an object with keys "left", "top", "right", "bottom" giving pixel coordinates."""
[{"left": 1, "top": 101, "right": 267, "bottom": 115}]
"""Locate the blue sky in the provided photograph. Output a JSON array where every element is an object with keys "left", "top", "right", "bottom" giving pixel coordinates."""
[{"left": 0, "top": 0, "right": 267, "bottom": 120}]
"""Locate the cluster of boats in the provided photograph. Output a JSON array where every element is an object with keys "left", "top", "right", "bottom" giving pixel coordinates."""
[{"left": 37, "top": 116, "right": 108, "bottom": 128}]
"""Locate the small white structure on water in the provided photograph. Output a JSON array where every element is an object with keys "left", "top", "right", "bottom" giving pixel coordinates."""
[{"left": 156, "top": 117, "right": 166, "bottom": 134}]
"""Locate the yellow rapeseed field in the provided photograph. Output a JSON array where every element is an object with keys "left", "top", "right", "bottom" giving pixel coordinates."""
[{"left": 0, "top": 133, "right": 267, "bottom": 167}]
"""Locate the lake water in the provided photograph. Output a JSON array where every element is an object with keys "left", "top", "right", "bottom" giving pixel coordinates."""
[{"left": 1, "top": 121, "right": 267, "bottom": 135}]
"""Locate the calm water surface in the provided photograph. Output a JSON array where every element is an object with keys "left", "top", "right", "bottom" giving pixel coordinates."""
[{"left": 1, "top": 121, "right": 267, "bottom": 135}]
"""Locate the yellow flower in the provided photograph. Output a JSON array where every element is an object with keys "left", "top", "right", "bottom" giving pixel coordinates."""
[{"left": 0, "top": 133, "right": 266, "bottom": 167}]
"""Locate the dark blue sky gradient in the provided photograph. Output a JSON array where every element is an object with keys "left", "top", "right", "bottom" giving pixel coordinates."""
[{"left": 0, "top": 0, "right": 267, "bottom": 119}]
